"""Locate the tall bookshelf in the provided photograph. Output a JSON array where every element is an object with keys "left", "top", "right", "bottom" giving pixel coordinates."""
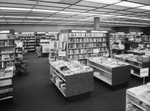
[
  {"left": 60, "top": 30, "right": 109, "bottom": 64},
  {"left": 19, "top": 33, "right": 35, "bottom": 52},
  {"left": 0, "top": 30, "right": 15, "bottom": 69},
  {"left": 0, "top": 29, "right": 15, "bottom": 101}
]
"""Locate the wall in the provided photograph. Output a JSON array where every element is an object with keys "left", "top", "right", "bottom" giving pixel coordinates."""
[
  {"left": 0, "top": 24, "right": 113, "bottom": 32},
  {"left": 114, "top": 26, "right": 145, "bottom": 33}
]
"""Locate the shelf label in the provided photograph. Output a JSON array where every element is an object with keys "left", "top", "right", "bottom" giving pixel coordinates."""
[
  {"left": 58, "top": 51, "right": 66, "bottom": 57},
  {"left": 93, "top": 49, "right": 99, "bottom": 53},
  {"left": 140, "top": 68, "right": 149, "bottom": 77}
]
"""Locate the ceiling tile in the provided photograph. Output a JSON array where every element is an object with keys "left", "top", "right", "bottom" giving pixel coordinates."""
[
  {"left": 115, "top": 11, "right": 133, "bottom": 14},
  {"left": 104, "top": 5, "right": 129, "bottom": 10},
  {"left": 126, "top": 0, "right": 150, "bottom": 5},
  {"left": 76, "top": 1, "right": 107, "bottom": 8},
  {"left": 34, "top": 6, "right": 63, "bottom": 11},
  {"left": 95, "top": 8, "right": 117, "bottom": 12},
  {"left": 0, "top": 3, "right": 33, "bottom": 8},
  {"left": 41, "top": 0, "right": 81, "bottom": 5},
  {"left": 63, "top": 8, "right": 87, "bottom": 13},
  {"left": 0, "top": 0, "right": 37, "bottom": 5},
  {"left": 37, "top": 2, "right": 70, "bottom": 8},
  {"left": 69, "top": 5, "right": 96, "bottom": 10},
  {"left": 126, "top": 8, "right": 146, "bottom": 12}
]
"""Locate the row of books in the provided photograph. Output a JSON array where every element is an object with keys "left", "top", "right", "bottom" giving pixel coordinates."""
[
  {"left": 0, "top": 34, "right": 14, "bottom": 40},
  {"left": 0, "top": 55, "right": 15, "bottom": 61},
  {"left": 0, "top": 48, "right": 15, "bottom": 54},
  {"left": 0, "top": 88, "right": 13, "bottom": 94},
  {"left": 68, "top": 43, "right": 107, "bottom": 49},
  {"left": 68, "top": 33, "right": 106, "bottom": 37},
  {"left": 51, "top": 74, "right": 66, "bottom": 94},
  {"left": 23, "top": 43, "right": 35, "bottom": 45},
  {"left": 68, "top": 38, "right": 106, "bottom": 43},
  {"left": 69, "top": 53, "right": 107, "bottom": 60},
  {"left": 0, "top": 92, "right": 12, "bottom": 99},
  {"left": 69, "top": 48, "right": 107, "bottom": 54},
  {"left": 0, "top": 41, "right": 14, "bottom": 47}
]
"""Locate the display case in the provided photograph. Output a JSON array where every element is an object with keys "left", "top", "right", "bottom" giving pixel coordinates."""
[
  {"left": 87, "top": 57, "right": 130, "bottom": 86},
  {"left": 126, "top": 83, "right": 150, "bottom": 111},
  {"left": 50, "top": 60, "right": 93, "bottom": 97},
  {"left": 113, "top": 54, "right": 150, "bottom": 78}
]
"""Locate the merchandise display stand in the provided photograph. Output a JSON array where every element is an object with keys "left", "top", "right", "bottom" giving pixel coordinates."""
[
  {"left": 113, "top": 54, "right": 150, "bottom": 78},
  {"left": 0, "top": 66, "right": 14, "bottom": 101},
  {"left": 50, "top": 60, "right": 93, "bottom": 98},
  {"left": 126, "top": 83, "right": 150, "bottom": 111},
  {"left": 40, "top": 39, "right": 50, "bottom": 56},
  {"left": 87, "top": 57, "right": 130, "bottom": 86}
]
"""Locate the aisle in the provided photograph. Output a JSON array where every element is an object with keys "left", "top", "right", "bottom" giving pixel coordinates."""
[{"left": 0, "top": 52, "right": 143, "bottom": 111}]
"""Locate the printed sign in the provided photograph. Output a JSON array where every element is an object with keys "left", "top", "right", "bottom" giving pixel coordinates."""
[
  {"left": 140, "top": 68, "right": 149, "bottom": 77},
  {"left": 58, "top": 51, "right": 66, "bottom": 57}
]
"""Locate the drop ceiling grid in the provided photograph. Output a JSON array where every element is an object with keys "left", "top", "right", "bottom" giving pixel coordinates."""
[{"left": 0, "top": 0, "right": 150, "bottom": 26}]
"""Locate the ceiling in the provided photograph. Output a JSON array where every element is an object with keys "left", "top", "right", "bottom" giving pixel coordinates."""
[{"left": 1, "top": 0, "right": 150, "bottom": 27}]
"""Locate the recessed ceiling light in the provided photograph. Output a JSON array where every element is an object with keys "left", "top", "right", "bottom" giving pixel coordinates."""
[
  {"left": 139, "top": 6, "right": 150, "bottom": 10},
  {"left": 84, "top": 0, "right": 120, "bottom": 4},
  {"left": 115, "top": 1, "right": 144, "bottom": 7}
]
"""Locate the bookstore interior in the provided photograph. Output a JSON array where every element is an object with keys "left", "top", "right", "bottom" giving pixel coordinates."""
[{"left": 1, "top": 0, "right": 150, "bottom": 111}]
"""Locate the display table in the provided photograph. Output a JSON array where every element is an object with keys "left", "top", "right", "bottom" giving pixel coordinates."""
[
  {"left": 114, "top": 54, "right": 150, "bottom": 78},
  {"left": 126, "top": 83, "right": 150, "bottom": 111},
  {"left": 127, "top": 50, "right": 145, "bottom": 55},
  {"left": 0, "top": 66, "right": 14, "bottom": 101},
  {"left": 50, "top": 60, "right": 93, "bottom": 98},
  {"left": 87, "top": 57, "right": 130, "bottom": 86}
]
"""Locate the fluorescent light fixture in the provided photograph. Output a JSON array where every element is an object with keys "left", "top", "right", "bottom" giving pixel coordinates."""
[
  {"left": 59, "top": 11, "right": 80, "bottom": 15},
  {"left": 139, "top": 6, "right": 150, "bottom": 10},
  {"left": 0, "top": 30, "right": 10, "bottom": 34},
  {"left": 72, "top": 30, "right": 86, "bottom": 32},
  {"left": 27, "top": 16, "right": 45, "bottom": 19},
  {"left": 84, "top": 0, "right": 120, "bottom": 4},
  {"left": 115, "top": 1, "right": 144, "bottom": 7},
  {"left": 0, "top": 7, "right": 31, "bottom": 11},
  {"left": 92, "top": 31, "right": 107, "bottom": 33},
  {"left": 5, "top": 16, "right": 25, "bottom": 18},
  {"left": 32, "top": 9, "right": 58, "bottom": 13}
]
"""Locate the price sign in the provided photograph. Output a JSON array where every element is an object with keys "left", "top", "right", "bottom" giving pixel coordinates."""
[
  {"left": 140, "top": 68, "right": 149, "bottom": 77},
  {"left": 58, "top": 51, "right": 66, "bottom": 57},
  {"left": 93, "top": 49, "right": 99, "bottom": 54}
]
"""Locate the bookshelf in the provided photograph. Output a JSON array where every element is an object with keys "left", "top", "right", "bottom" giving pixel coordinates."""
[
  {"left": 0, "top": 30, "right": 15, "bottom": 69},
  {"left": 87, "top": 57, "right": 130, "bottom": 86},
  {"left": 0, "top": 66, "right": 14, "bottom": 101},
  {"left": 50, "top": 60, "right": 93, "bottom": 97},
  {"left": 126, "top": 83, "right": 150, "bottom": 111},
  {"left": 18, "top": 34, "right": 35, "bottom": 52},
  {"left": 60, "top": 30, "right": 109, "bottom": 64}
]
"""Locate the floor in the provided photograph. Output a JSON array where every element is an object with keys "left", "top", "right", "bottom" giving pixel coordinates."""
[{"left": 0, "top": 52, "right": 148, "bottom": 111}]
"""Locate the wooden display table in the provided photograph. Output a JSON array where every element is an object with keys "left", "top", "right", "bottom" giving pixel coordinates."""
[
  {"left": 50, "top": 60, "right": 93, "bottom": 98},
  {"left": 87, "top": 57, "right": 130, "bottom": 86},
  {"left": 114, "top": 55, "right": 150, "bottom": 78},
  {"left": 126, "top": 84, "right": 150, "bottom": 111}
]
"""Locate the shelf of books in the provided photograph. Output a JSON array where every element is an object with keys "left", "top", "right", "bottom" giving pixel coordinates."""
[
  {"left": 0, "top": 30, "right": 15, "bottom": 69},
  {"left": 17, "top": 33, "right": 35, "bottom": 52},
  {"left": 50, "top": 60, "right": 93, "bottom": 97},
  {"left": 126, "top": 83, "right": 150, "bottom": 111},
  {"left": 113, "top": 54, "right": 150, "bottom": 78},
  {"left": 0, "top": 66, "right": 14, "bottom": 101},
  {"left": 143, "top": 35, "right": 150, "bottom": 49},
  {"left": 87, "top": 57, "right": 130, "bottom": 86},
  {"left": 60, "top": 30, "right": 109, "bottom": 65}
]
